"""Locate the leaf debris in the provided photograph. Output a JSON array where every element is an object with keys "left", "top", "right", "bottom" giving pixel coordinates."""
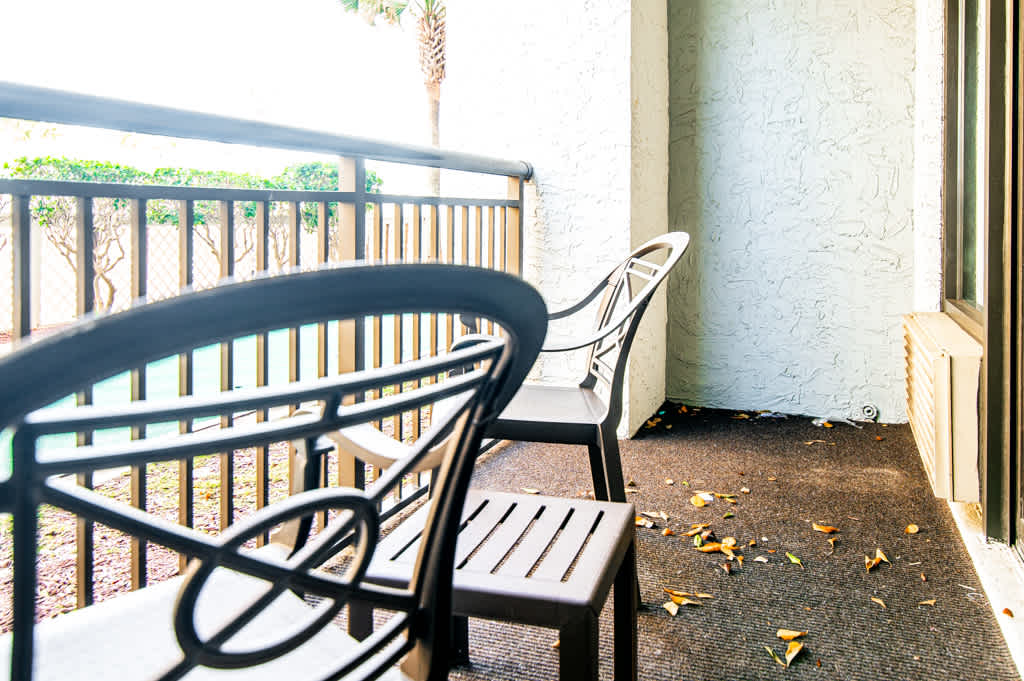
[{"left": 871, "top": 597, "right": 886, "bottom": 609}]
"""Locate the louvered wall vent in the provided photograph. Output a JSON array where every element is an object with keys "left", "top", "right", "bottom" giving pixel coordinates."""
[{"left": 903, "top": 312, "right": 982, "bottom": 502}]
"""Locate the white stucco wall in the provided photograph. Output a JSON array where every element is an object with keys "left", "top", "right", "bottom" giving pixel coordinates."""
[
  {"left": 666, "top": 1, "right": 918, "bottom": 423},
  {"left": 442, "top": 1, "right": 669, "bottom": 435}
]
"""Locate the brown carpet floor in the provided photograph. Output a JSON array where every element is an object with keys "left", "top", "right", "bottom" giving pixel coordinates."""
[{"left": 446, "top": 405, "right": 1020, "bottom": 681}]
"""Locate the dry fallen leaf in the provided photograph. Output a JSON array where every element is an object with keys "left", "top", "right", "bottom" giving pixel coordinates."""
[
  {"left": 785, "top": 641, "right": 804, "bottom": 667},
  {"left": 767, "top": 476, "right": 778, "bottom": 482},
  {"left": 662, "top": 528, "right": 674, "bottom": 537},
  {"left": 823, "top": 422, "right": 834, "bottom": 428},
  {"left": 871, "top": 597, "right": 886, "bottom": 609},
  {"left": 714, "top": 493, "right": 737, "bottom": 499},
  {"left": 626, "top": 477, "right": 637, "bottom": 487},
  {"left": 625, "top": 489, "right": 639, "bottom": 495},
  {"left": 765, "top": 646, "right": 786, "bottom": 667},
  {"left": 521, "top": 487, "right": 541, "bottom": 495},
  {"left": 663, "top": 587, "right": 690, "bottom": 597},
  {"left": 804, "top": 440, "right": 828, "bottom": 445},
  {"left": 827, "top": 536, "right": 839, "bottom": 553},
  {"left": 732, "top": 413, "right": 751, "bottom": 420},
  {"left": 695, "top": 593, "right": 714, "bottom": 599},
  {"left": 865, "top": 555, "right": 882, "bottom": 572},
  {"left": 921, "top": 572, "right": 927, "bottom": 582},
  {"left": 697, "top": 542, "right": 723, "bottom": 553},
  {"left": 684, "top": 527, "right": 704, "bottom": 537},
  {"left": 905, "top": 524, "right": 920, "bottom": 534},
  {"left": 690, "top": 494, "right": 707, "bottom": 508},
  {"left": 691, "top": 522, "right": 711, "bottom": 529},
  {"left": 665, "top": 478, "right": 674, "bottom": 486},
  {"left": 723, "top": 511, "right": 735, "bottom": 519},
  {"left": 722, "top": 537, "right": 738, "bottom": 547},
  {"left": 749, "top": 539, "right": 757, "bottom": 547},
  {"left": 787, "top": 552, "right": 804, "bottom": 568},
  {"left": 721, "top": 562, "right": 732, "bottom": 575},
  {"left": 1004, "top": 608, "right": 1014, "bottom": 618},
  {"left": 741, "top": 487, "right": 751, "bottom": 494},
  {"left": 736, "top": 555, "right": 744, "bottom": 567},
  {"left": 777, "top": 629, "right": 807, "bottom": 641},
  {"left": 634, "top": 516, "right": 655, "bottom": 529},
  {"left": 919, "top": 599, "right": 936, "bottom": 606},
  {"left": 876, "top": 548, "right": 890, "bottom": 564},
  {"left": 663, "top": 601, "right": 680, "bottom": 616},
  {"left": 813, "top": 523, "right": 839, "bottom": 534},
  {"left": 722, "top": 547, "right": 736, "bottom": 560},
  {"left": 754, "top": 555, "right": 770, "bottom": 563}
]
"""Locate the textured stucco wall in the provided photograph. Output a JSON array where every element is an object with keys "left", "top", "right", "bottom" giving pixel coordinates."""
[
  {"left": 442, "top": 1, "right": 668, "bottom": 435},
  {"left": 628, "top": 0, "right": 671, "bottom": 434},
  {"left": 667, "top": 1, "right": 917, "bottom": 422}
]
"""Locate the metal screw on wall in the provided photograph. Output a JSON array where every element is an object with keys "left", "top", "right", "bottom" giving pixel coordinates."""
[{"left": 861, "top": 404, "right": 879, "bottom": 422}]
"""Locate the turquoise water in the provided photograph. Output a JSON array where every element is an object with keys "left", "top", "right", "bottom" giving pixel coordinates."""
[{"left": 0, "top": 314, "right": 436, "bottom": 481}]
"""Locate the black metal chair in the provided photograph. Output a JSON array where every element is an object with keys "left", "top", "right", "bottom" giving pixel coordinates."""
[
  {"left": 485, "top": 231, "right": 690, "bottom": 502},
  {"left": 0, "top": 263, "right": 546, "bottom": 681}
]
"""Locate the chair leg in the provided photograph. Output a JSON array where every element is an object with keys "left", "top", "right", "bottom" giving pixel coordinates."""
[
  {"left": 450, "top": 614, "right": 470, "bottom": 665},
  {"left": 586, "top": 443, "right": 610, "bottom": 501},
  {"left": 613, "top": 539, "right": 638, "bottom": 681},
  {"left": 559, "top": 611, "right": 599, "bottom": 681},
  {"left": 348, "top": 601, "right": 374, "bottom": 641},
  {"left": 598, "top": 425, "right": 627, "bottom": 503}
]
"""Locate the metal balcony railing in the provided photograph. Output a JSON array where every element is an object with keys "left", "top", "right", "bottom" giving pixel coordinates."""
[{"left": 0, "top": 81, "right": 532, "bottom": 622}]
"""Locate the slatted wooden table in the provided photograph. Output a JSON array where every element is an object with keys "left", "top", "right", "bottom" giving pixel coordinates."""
[{"left": 353, "top": 490, "right": 638, "bottom": 681}]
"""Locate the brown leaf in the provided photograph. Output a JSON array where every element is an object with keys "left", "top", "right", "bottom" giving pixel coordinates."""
[
  {"left": 865, "top": 555, "right": 882, "bottom": 572},
  {"left": 813, "top": 523, "right": 839, "bottom": 534},
  {"left": 749, "top": 539, "right": 757, "bottom": 547},
  {"left": 684, "top": 527, "right": 704, "bottom": 537},
  {"left": 777, "top": 629, "right": 807, "bottom": 641},
  {"left": 736, "top": 555, "right": 744, "bottom": 567},
  {"left": 697, "top": 542, "right": 723, "bottom": 553},
  {"left": 662, "top": 528, "right": 675, "bottom": 537},
  {"left": 634, "top": 516, "right": 655, "bottom": 529},
  {"left": 905, "top": 524, "right": 920, "bottom": 534},
  {"left": 871, "top": 597, "right": 886, "bottom": 609},
  {"left": 721, "top": 546, "right": 736, "bottom": 560},
  {"left": 919, "top": 599, "right": 936, "bottom": 606},
  {"left": 721, "top": 562, "right": 733, "bottom": 574},
  {"left": 663, "top": 587, "right": 691, "bottom": 598},
  {"left": 768, "top": 476, "right": 778, "bottom": 481},
  {"left": 1004, "top": 608, "right": 1014, "bottom": 618},
  {"left": 827, "top": 536, "right": 839, "bottom": 553},
  {"left": 921, "top": 572, "right": 927, "bottom": 582},
  {"left": 626, "top": 477, "right": 637, "bottom": 487},
  {"left": 785, "top": 641, "right": 804, "bottom": 667}
]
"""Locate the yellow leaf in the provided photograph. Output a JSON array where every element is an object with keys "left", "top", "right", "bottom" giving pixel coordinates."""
[
  {"left": 690, "top": 494, "right": 706, "bottom": 508},
  {"left": 721, "top": 546, "right": 736, "bottom": 559},
  {"left": 664, "top": 478, "right": 674, "bottom": 485},
  {"left": 723, "top": 497, "right": 738, "bottom": 504},
  {"left": 768, "top": 476, "right": 778, "bottom": 481},
  {"left": 684, "top": 527, "right": 704, "bottom": 537},
  {"left": 919, "top": 599, "right": 936, "bottom": 606},
  {"left": 678, "top": 597, "right": 701, "bottom": 606},
  {"left": 777, "top": 629, "right": 807, "bottom": 641},
  {"left": 695, "top": 593, "right": 714, "bottom": 599},
  {"left": 697, "top": 542, "right": 723, "bottom": 553},
  {"left": 764, "top": 646, "right": 786, "bottom": 667},
  {"left": 634, "top": 516, "right": 654, "bottom": 528},
  {"left": 690, "top": 522, "right": 711, "bottom": 529},
  {"left": 865, "top": 555, "right": 881, "bottom": 572},
  {"left": 905, "top": 524, "right": 920, "bottom": 534},
  {"left": 876, "top": 548, "right": 890, "bottom": 564},
  {"left": 804, "top": 440, "right": 827, "bottom": 445},
  {"left": 662, "top": 528, "right": 675, "bottom": 537},
  {"left": 521, "top": 487, "right": 541, "bottom": 494},
  {"left": 871, "top": 597, "right": 886, "bottom": 609},
  {"left": 785, "top": 641, "right": 804, "bottom": 667},
  {"left": 736, "top": 555, "right": 744, "bottom": 567},
  {"left": 823, "top": 422, "right": 834, "bottom": 428},
  {"left": 722, "top": 536, "right": 738, "bottom": 547},
  {"left": 813, "top": 523, "right": 839, "bottom": 534},
  {"left": 722, "top": 511, "right": 735, "bottom": 519},
  {"left": 714, "top": 493, "right": 737, "bottom": 499},
  {"left": 732, "top": 413, "right": 751, "bottom": 420},
  {"left": 663, "top": 601, "right": 680, "bottom": 616}
]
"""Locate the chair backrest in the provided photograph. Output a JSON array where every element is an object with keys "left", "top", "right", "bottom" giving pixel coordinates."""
[
  {"left": 578, "top": 232, "right": 689, "bottom": 422},
  {"left": 0, "top": 263, "right": 546, "bottom": 681}
]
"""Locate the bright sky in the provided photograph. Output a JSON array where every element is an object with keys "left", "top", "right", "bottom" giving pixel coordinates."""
[{"left": 1, "top": 0, "right": 429, "bottom": 183}]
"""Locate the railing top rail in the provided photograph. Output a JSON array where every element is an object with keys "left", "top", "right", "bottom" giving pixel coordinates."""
[{"left": 0, "top": 81, "right": 533, "bottom": 180}]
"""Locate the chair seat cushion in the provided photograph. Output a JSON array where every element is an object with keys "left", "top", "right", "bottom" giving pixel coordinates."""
[
  {"left": 487, "top": 384, "right": 607, "bottom": 444},
  {"left": 1, "top": 545, "right": 408, "bottom": 681}
]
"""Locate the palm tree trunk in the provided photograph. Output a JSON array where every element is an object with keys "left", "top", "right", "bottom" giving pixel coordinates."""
[{"left": 427, "top": 82, "right": 441, "bottom": 196}]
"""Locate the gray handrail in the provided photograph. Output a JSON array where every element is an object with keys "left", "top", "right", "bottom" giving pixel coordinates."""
[{"left": 0, "top": 81, "right": 533, "bottom": 179}]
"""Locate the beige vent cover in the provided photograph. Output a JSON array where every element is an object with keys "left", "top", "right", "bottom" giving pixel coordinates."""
[{"left": 903, "top": 312, "right": 982, "bottom": 502}]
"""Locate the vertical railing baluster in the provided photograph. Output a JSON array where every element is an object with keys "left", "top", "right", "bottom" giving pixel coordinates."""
[
  {"left": 74, "top": 196, "right": 95, "bottom": 608},
  {"left": 389, "top": 204, "right": 403, "bottom": 447},
  {"left": 444, "top": 206, "right": 455, "bottom": 349},
  {"left": 254, "top": 201, "right": 270, "bottom": 545},
  {"left": 370, "top": 202, "right": 383, "bottom": 453},
  {"left": 11, "top": 195, "right": 30, "bottom": 341},
  {"left": 177, "top": 200, "right": 195, "bottom": 573},
  {"left": 409, "top": 204, "right": 422, "bottom": 446},
  {"left": 129, "top": 198, "right": 148, "bottom": 590},
  {"left": 315, "top": 200, "right": 329, "bottom": 528},
  {"left": 459, "top": 206, "right": 470, "bottom": 341},
  {"left": 507, "top": 178, "right": 523, "bottom": 277},
  {"left": 486, "top": 206, "right": 496, "bottom": 334},
  {"left": 218, "top": 201, "right": 235, "bottom": 531},
  {"left": 336, "top": 159, "right": 361, "bottom": 492},
  {"left": 286, "top": 201, "right": 302, "bottom": 495}
]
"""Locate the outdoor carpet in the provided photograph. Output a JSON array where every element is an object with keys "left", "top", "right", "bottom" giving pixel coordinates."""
[{"left": 443, "top": 405, "right": 1020, "bottom": 681}]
